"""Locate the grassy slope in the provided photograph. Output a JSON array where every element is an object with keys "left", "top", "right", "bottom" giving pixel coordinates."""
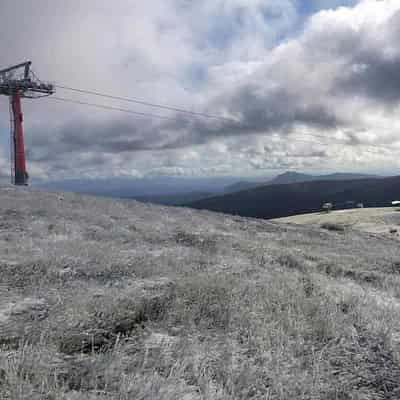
[
  {"left": 1, "top": 187, "right": 400, "bottom": 399},
  {"left": 274, "top": 207, "right": 400, "bottom": 235}
]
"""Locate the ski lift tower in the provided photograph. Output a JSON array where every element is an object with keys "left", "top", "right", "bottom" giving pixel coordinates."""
[{"left": 0, "top": 62, "right": 54, "bottom": 185}]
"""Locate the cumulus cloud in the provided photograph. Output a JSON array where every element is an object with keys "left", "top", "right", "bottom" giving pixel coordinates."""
[{"left": 1, "top": 0, "right": 400, "bottom": 180}]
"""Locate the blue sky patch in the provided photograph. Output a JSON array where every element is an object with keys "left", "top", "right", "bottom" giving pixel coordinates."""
[{"left": 297, "top": 0, "right": 359, "bottom": 16}]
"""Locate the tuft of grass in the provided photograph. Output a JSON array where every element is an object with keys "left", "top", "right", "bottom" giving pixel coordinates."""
[
  {"left": 321, "top": 222, "right": 346, "bottom": 232},
  {"left": 276, "top": 253, "right": 307, "bottom": 272},
  {"left": 174, "top": 231, "right": 217, "bottom": 253},
  {"left": 174, "top": 274, "right": 235, "bottom": 330},
  {"left": 317, "top": 261, "right": 386, "bottom": 287},
  {"left": 390, "top": 261, "right": 400, "bottom": 274}
]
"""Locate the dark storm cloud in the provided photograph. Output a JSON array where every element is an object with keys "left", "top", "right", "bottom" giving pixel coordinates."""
[
  {"left": 27, "top": 84, "right": 342, "bottom": 162},
  {"left": 145, "top": 85, "right": 342, "bottom": 150},
  {"left": 28, "top": 118, "right": 169, "bottom": 162},
  {"left": 227, "top": 86, "right": 340, "bottom": 131},
  {"left": 338, "top": 49, "right": 400, "bottom": 104},
  {"left": 330, "top": 10, "right": 400, "bottom": 104}
]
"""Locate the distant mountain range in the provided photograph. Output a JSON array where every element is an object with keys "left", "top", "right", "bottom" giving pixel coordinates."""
[
  {"left": 35, "top": 171, "right": 382, "bottom": 208},
  {"left": 187, "top": 175, "right": 399, "bottom": 220},
  {"left": 130, "top": 191, "right": 215, "bottom": 206},
  {"left": 223, "top": 171, "right": 378, "bottom": 194},
  {"left": 34, "top": 176, "right": 236, "bottom": 203}
]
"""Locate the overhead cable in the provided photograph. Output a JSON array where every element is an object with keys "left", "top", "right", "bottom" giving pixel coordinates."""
[
  {"left": 51, "top": 96, "right": 180, "bottom": 121},
  {"left": 49, "top": 95, "right": 387, "bottom": 157},
  {"left": 55, "top": 84, "right": 235, "bottom": 123}
]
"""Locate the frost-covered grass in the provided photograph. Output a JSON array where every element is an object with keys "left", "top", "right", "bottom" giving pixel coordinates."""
[{"left": 1, "top": 186, "right": 400, "bottom": 399}]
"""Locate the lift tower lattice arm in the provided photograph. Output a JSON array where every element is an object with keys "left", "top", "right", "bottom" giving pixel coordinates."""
[{"left": 0, "top": 61, "right": 54, "bottom": 185}]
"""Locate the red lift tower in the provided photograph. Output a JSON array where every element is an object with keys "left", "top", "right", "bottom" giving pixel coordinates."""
[{"left": 0, "top": 62, "right": 54, "bottom": 185}]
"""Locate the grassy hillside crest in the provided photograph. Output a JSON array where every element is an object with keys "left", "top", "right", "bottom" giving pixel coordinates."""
[{"left": 1, "top": 186, "right": 400, "bottom": 399}]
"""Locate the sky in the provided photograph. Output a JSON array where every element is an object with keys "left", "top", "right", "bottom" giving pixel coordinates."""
[{"left": 1, "top": 0, "right": 400, "bottom": 181}]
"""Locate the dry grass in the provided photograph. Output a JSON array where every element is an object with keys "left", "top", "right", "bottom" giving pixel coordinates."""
[
  {"left": 1, "top": 187, "right": 400, "bottom": 399},
  {"left": 320, "top": 222, "right": 346, "bottom": 232}
]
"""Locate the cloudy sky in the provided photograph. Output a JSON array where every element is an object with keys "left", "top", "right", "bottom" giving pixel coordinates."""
[{"left": 1, "top": 0, "right": 400, "bottom": 181}]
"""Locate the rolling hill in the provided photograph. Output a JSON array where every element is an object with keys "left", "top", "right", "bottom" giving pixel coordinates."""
[
  {"left": 0, "top": 187, "right": 400, "bottom": 400},
  {"left": 268, "top": 171, "right": 378, "bottom": 185},
  {"left": 273, "top": 207, "right": 400, "bottom": 236},
  {"left": 223, "top": 180, "right": 265, "bottom": 194},
  {"left": 2, "top": 186, "right": 400, "bottom": 399},
  {"left": 188, "top": 175, "right": 400, "bottom": 220}
]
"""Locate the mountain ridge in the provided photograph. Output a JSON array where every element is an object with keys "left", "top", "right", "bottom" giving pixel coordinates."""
[
  {"left": 188, "top": 175, "right": 399, "bottom": 219},
  {"left": 223, "top": 171, "right": 379, "bottom": 194}
]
